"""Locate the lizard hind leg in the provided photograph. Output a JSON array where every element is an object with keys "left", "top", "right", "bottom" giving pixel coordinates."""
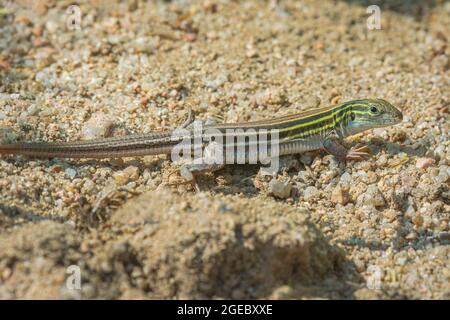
[
  {"left": 180, "top": 162, "right": 225, "bottom": 192},
  {"left": 167, "top": 162, "right": 225, "bottom": 192}
]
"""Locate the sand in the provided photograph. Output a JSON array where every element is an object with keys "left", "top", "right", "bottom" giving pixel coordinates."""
[{"left": 0, "top": 0, "right": 448, "bottom": 299}]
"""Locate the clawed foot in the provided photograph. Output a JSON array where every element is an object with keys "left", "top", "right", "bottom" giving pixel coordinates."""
[
  {"left": 323, "top": 135, "right": 372, "bottom": 163},
  {"left": 167, "top": 162, "right": 225, "bottom": 192},
  {"left": 167, "top": 168, "right": 201, "bottom": 192},
  {"left": 345, "top": 144, "right": 371, "bottom": 161}
]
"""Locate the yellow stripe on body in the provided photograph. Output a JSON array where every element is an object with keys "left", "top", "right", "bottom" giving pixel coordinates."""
[
  {"left": 277, "top": 103, "right": 368, "bottom": 134},
  {"left": 281, "top": 107, "right": 370, "bottom": 141},
  {"left": 199, "top": 102, "right": 370, "bottom": 142}
]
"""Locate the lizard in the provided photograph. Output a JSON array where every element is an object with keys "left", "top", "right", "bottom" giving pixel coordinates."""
[{"left": 0, "top": 98, "right": 403, "bottom": 185}]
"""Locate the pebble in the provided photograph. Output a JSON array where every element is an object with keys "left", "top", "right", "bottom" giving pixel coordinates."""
[
  {"left": 246, "top": 48, "right": 258, "bottom": 58},
  {"left": 412, "top": 214, "right": 424, "bottom": 227},
  {"left": 354, "top": 258, "right": 366, "bottom": 272},
  {"left": 396, "top": 256, "right": 408, "bottom": 266},
  {"left": 297, "top": 171, "right": 313, "bottom": 184},
  {"left": 35, "top": 0, "right": 49, "bottom": 15},
  {"left": 269, "top": 285, "right": 295, "bottom": 299},
  {"left": 204, "top": 73, "right": 229, "bottom": 90},
  {"left": 0, "top": 0, "right": 448, "bottom": 300},
  {"left": 434, "top": 144, "right": 446, "bottom": 160},
  {"left": 383, "top": 209, "right": 398, "bottom": 222},
  {"left": 331, "top": 185, "right": 350, "bottom": 205},
  {"left": 45, "top": 20, "right": 58, "bottom": 34},
  {"left": 81, "top": 112, "right": 115, "bottom": 140},
  {"left": 0, "top": 127, "right": 17, "bottom": 143},
  {"left": 82, "top": 179, "right": 95, "bottom": 193},
  {"left": 113, "top": 166, "right": 140, "bottom": 185},
  {"left": 64, "top": 168, "right": 77, "bottom": 179},
  {"left": 268, "top": 179, "right": 292, "bottom": 199},
  {"left": 357, "top": 184, "right": 386, "bottom": 207},
  {"left": 303, "top": 186, "right": 319, "bottom": 202},
  {"left": 376, "top": 154, "right": 388, "bottom": 166},
  {"left": 416, "top": 158, "right": 435, "bottom": 169},
  {"left": 14, "top": 15, "right": 32, "bottom": 26},
  {"left": 339, "top": 172, "right": 352, "bottom": 188}
]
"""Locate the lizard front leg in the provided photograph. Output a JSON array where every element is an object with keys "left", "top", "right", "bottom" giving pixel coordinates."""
[
  {"left": 171, "top": 140, "right": 225, "bottom": 191},
  {"left": 323, "top": 134, "right": 371, "bottom": 161}
]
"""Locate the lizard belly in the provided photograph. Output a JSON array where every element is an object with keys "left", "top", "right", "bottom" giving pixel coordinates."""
[{"left": 279, "top": 137, "right": 324, "bottom": 156}]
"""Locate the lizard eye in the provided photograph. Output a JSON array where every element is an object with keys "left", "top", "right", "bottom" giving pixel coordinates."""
[
  {"left": 370, "top": 106, "right": 379, "bottom": 114},
  {"left": 350, "top": 112, "right": 356, "bottom": 121}
]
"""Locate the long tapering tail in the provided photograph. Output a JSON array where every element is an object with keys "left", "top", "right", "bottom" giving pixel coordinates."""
[{"left": 0, "top": 131, "right": 177, "bottom": 159}]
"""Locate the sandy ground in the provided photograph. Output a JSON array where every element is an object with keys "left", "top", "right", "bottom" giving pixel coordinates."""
[{"left": 0, "top": 0, "right": 448, "bottom": 299}]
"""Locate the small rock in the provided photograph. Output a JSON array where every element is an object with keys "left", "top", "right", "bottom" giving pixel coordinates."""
[
  {"left": 354, "top": 258, "right": 366, "bottom": 272},
  {"left": 123, "top": 166, "right": 140, "bottom": 181},
  {"left": 0, "top": 127, "right": 17, "bottom": 143},
  {"left": 269, "top": 285, "right": 295, "bottom": 299},
  {"left": 383, "top": 209, "right": 398, "bottom": 222},
  {"left": 297, "top": 171, "right": 313, "bottom": 184},
  {"left": 412, "top": 214, "right": 424, "bottom": 227},
  {"left": 64, "top": 168, "right": 77, "bottom": 179},
  {"left": 434, "top": 144, "right": 446, "bottom": 160},
  {"left": 45, "top": 20, "right": 59, "bottom": 34},
  {"left": 268, "top": 179, "right": 292, "bottom": 199},
  {"left": 357, "top": 184, "right": 385, "bottom": 207},
  {"left": 82, "top": 179, "right": 95, "bottom": 193},
  {"left": 331, "top": 185, "right": 350, "bottom": 205},
  {"left": 15, "top": 15, "right": 33, "bottom": 26},
  {"left": 436, "top": 166, "right": 449, "bottom": 184},
  {"left": 113, "top": 171, "right": 130, "bottom": 185},
  {"left": 32, "top": 25, "right": 44, "bottom": 37},
  {"left": 246, "top": 48, "right": 258, "bottom": 58},
  {"left": 416, "top": 157, "right": 435, "bottom": 169},
  {"left": 405, "top": 204, "right": 415, "bottom": 216},
  {"left": 35, "top": 0, "right": 49, "bottom": 15},
  {"left": 184, "top": 33, "right": 197, "bottom": 42},
  {"left": 376, "top": 154, "right": 388, "bottom": 166},
  {"left": 405, "top": 232, "right": 417, "bottom": 240},
  {"left": 339, "top": 172, "right": 352, "bottom": 188},
  {"left": 113, "top": 166, "right": 140, "bottom": 185},
  {"left": 81, "top": 112, "right": 115, "bottom": 140},
  {"left": 303, "top": 186, "right": 319, "bottom": 202},
  {"left": 396, "top": 256, "right": 408, "bottom": 266}
]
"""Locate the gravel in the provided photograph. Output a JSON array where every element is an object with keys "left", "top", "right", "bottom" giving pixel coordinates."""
[{"left": 0, "top": 0, "right": 448, "bottom": 299}]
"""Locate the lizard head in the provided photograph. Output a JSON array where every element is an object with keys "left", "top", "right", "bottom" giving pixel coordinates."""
[{"left": 345, "top": 99, "right": 403, "bottom": 134}]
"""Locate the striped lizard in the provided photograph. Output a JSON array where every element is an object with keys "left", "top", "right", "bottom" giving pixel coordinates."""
[{"left": 0, "top": 99, "right": 403, "bottom": 184}]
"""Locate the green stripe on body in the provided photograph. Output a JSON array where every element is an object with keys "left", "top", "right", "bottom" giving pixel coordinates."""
[{"left": 280, "top": 102, "right": 370, "bottom": 141}]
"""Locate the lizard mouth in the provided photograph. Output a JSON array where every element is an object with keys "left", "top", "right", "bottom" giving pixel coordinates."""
[
  {"left": 379, "top": 112, "right": 403, "bottom": 126},
  {"left": 391, "top": 107, "right": 404, "bottom": 124}
]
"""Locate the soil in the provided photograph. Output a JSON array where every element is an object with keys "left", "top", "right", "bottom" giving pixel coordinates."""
[{"left": 0, "top": 0, "right": 448, "bottom": 299}]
